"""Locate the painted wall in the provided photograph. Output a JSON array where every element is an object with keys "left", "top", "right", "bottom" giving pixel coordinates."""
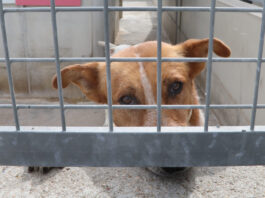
[
  {"left": 0, "top": 0, "right": 119, "bottom": 99},
  {"left": 178, "top": 0, "right": 265, "bottom": 125}
]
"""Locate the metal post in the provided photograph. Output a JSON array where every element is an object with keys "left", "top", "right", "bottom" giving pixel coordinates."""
[
  {"left": 250, "top": 0, "right": 265, "bottom": 131},
  {"left": 0, "top": 0, "right": 20, "bottom": 131},
  {"left": 156, "top": 0, "right": 162, "bottom": 132},
  {"left": 50, "top": 0, "right": 66, "bottom": 131},
  {"left": 103, "top": 0, "right": 114, "bottom": 132},
  {"left": 204, "top": 0, "right": 216, "bottom": 132}
]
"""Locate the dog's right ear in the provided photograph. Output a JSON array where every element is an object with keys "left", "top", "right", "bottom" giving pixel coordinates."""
[
  {"left": 181, "top": 38, "right": 231, "bottom": 58},
  {"left": 178, "top": 38, "right": 231, "bottom": 78},
  {"left": 52, "top": 63, "right": 106, "bottom": 103}
]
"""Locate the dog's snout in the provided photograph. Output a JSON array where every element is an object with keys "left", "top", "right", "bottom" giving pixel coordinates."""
[
  {"left": 142, "top": 110, "right": 190, "bottom": 127},
  {"left": 163, "top": 118, "right": 187, "bottom": 127}
]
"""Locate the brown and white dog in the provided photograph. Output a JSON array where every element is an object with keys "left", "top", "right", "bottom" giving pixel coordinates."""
[
  {"left": 53, "top": 38, "right": 230, "bottom": 127},
  {"left": 51, "top": 38, "right": 230, "bottom": 176}
]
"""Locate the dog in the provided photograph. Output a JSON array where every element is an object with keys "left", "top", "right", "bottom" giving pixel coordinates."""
[{"left": 29, "top": 38, "right": 231, "bottom": 175}]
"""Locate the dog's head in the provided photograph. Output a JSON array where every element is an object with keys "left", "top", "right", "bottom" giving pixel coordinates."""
[{"left": 52, "top": 38, "right": 230, "bottom": 127}]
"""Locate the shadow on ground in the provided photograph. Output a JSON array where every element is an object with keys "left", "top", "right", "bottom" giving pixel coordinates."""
[{"left": 82, "top": 167, "right": 226, "bottom": 198}]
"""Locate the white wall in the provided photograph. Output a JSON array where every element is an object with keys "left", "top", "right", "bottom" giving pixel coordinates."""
[
  {"left": 179, "top": 0, "right": 265, "bottom": 125},
  {"left": 0, "top": 0, "right": 119, "bottom": 99}
]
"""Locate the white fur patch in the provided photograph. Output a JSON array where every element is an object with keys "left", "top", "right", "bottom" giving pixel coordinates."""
[
  {"left": 137, "top": 58, "right": 155, "bottom": 105},
  {"left": 135, "top": 53, "right": 156, "bottom": 126},
  {"left": 199, "top": 109, "right": 205, "bottom": 125},
  {"left": 103, "top": 109, "right": 116, "bottom": 127},
  {"left": 97, "top": 41, "right": 131, "bottom": 55},
  {"left": 196, "top": 95, "right": 205, "bottom": 125},
  {"left": 111, "top": 44, "right": 131, "bottom": 54}
]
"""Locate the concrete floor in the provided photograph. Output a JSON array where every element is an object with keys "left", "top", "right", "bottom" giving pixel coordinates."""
[
  {"left": 0, "top": 98, "right": 105, "bottom": 127},
  {"left": 1, "top": 0, "right": 265, "bottom": 197},
  {"left": 1, "top": 166, "right": 265, "bottom": 198}
]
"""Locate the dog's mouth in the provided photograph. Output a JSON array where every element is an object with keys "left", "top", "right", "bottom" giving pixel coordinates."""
[
  {"left": 160, "top": 109, "right": 193, "bottom": 127},
  {"left": 112, "top": 109, "right": 193, "bottom": 127}
]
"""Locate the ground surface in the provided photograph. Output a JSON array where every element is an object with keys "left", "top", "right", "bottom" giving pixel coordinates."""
[
  {"left": 1, "top": 166, "right": 265, "bottom": 198},
  {"left": 1, "top": 0, "right": 265, "bottom": 197}
]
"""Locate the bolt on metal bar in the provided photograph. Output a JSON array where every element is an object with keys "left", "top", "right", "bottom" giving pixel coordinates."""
[
  {"left": 50, "top": 0, "right": 66, "bottom": 131},
  {"left": 204, "top": 0, "right": 216, "bottom": 132},
  {"left": 250, "top": 2, "right": 265, "bottom": 131},
  {"left": 1, "top": 57, "right": 265, "bottom": 63},
  {"left": 104, "top": 0, "right": 113, "bottom": 132},
  {"left": 156, "top": 0, "right": 162, "bottom": 132},
  {"left": 2, "top": 7, "right": 265, "bottom": 13},
  {"left": 0, "top": 0, "right": 20, "bottom": 131}
]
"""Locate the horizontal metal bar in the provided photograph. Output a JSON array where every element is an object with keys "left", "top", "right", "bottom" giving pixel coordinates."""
[
  {"left": 0, "top": 57, "right": 106, "bottom": 63},
  {"left": 2, "top": 126, "right": 265, "bottom": 133},
  {"left": 0, "top": 57, "right": 263, "bottom": 63},
  {"left": 2, "top": 125, "right": 265, "bottom": 133},
  {"left": 2, "top": 7, "right": 264, "bottom": 13},
  {"left": 164, "top": 7, "right": 264, "bottom": 12},
  {"left": 3, "top": 7, "right": 104, "bottom": 12},
  {"left": 1, "top": 104, "right": 265, "bottom": 109},
  {"left": 0, "top": 126, "right": 265, "bottom": 166}
]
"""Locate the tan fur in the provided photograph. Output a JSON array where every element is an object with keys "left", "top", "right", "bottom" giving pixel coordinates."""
[{"left": 52, "top": 38, "right": 231, "bottom": 127}]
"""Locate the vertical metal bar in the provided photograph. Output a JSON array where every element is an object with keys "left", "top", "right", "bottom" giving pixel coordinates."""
[
  {"left": 204, "top": 0, "right": 216, "bottom": 132},
  {"left": 104, "top": 0, "right": 114, "bottom": 132},
  {"left": 250, "top": 1, "right": 265, "bottom": 131},
  {"left": 0, "top": 0, "right": 20, "bottom": 131},
  {"left": 50, "top": 0, "right": 66, "bottom": 131},
  {"left": 156, "top": 0, "right": 162, "bottom": 132}
]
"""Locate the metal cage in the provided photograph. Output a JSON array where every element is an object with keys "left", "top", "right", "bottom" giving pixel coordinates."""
[{"left": 0, "top": 0, "right": 265, "bottom": 167}]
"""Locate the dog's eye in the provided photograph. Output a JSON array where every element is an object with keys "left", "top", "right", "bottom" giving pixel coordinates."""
[
  {"left": 119, "top": 95, "right": 139, "bottom": 105},
  {"left": 168, "top": 81, "right": 183, "bottom": 97}
]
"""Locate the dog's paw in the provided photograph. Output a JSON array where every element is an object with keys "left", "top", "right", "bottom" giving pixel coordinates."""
[{"left": 28, "top": 167, "right": 63, "bottom": 174}]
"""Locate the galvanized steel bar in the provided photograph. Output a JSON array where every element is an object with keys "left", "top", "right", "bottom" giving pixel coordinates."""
[
  {"left": 1, "top": 57, "right": 265, "bottom": 63},
  {"left": 1, "top": 128, "right": 265, "bottom": 166},
  {"left": 156, "top": 0, "right": 162, "bottom": 132},
  {"left": 2, "top": 7, "right": 265, "bottom": 13},
  {"left": 104, "top": 0, "right": 114, "bottom": 132},
  {"left": 0, "top": 0, "right": 20, "bottom": 131},
  {"left": 164, "top": 7, "right": 264, "bottom": 12},
  {"left": 250, "top": 2, "right": 265, "bottom": 131},
  {"left": 50, "top": 0, "right": 66, "bottom": 131},
  {"left": 1, "top": 125, "right": 265, "bottom": 133},
  {"left": 204, "top": 0, "right": 216, "bottom": 132},
  {"left": 3, "top": 7, "right": 103, "bottom": 12},
  {"left": 2, "top": 104, "right": 265, "bottom": 110},
  {"left": 113, "top": 7, "right": 265, "bottom": 12}
]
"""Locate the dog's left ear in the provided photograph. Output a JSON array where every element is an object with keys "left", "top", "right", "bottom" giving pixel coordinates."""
[{"left": 179, "top": 38, "right": 231, "bottom": 78}]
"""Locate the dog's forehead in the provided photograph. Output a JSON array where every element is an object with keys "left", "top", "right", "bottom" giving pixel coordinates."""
[
  {"left": 109, "top": 41, "right": 188, "bottom": 81},
  {"left": 111, "top": 41, "right": 182, "bottom": 58}
]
